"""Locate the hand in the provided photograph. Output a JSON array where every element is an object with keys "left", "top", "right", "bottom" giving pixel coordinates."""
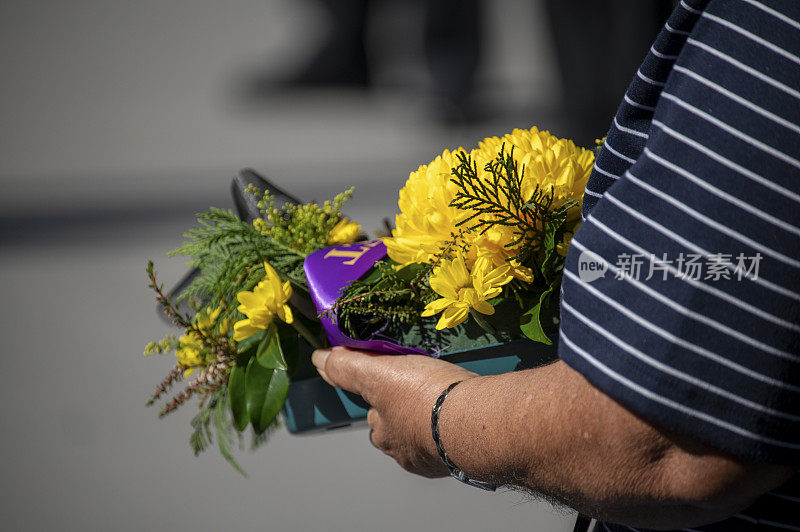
[{"left": 311, "top": 346, "right": 478, "bottom": 478}]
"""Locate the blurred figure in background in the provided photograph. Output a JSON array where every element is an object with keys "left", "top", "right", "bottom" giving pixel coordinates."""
[
  {"left": 246, "top": 0, "right": 482, "bottom": 122},
  {"left": 245, "top": 0, "right": 672, "bottom": 134},
  {"left": 545, "top": 0, "right": 674, "bottom": 144}
]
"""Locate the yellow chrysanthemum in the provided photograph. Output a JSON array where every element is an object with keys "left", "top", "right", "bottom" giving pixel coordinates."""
[
  {"left": 327, "top": 218, "right": 361, "bottom": 245},
  {"left": 383, "top": 126, "right": 593, "bottom": 281},
  {"left": 474, "top": 127, "right": 594, "bottom": 223},
  {"left": 421, "top": 254, "right": 514, "bottom": 330},
  {"left": 471, "top": 226, "right": 534, "bottom": 283},
  {"left": 233, "top": 262, "right": 293, "bottom": 342},
  {"left": 383, "top": 149, "right": 469, "bottom": 266}
]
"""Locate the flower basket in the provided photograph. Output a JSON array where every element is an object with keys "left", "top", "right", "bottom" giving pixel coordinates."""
[{"left": 144, "top": 127, "right": 594, "bottom": 471}]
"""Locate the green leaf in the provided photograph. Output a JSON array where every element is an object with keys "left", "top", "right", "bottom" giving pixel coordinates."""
[
  {"left": 189, "top": 405, "right": 213, "bottom": 455},
  {"left": 394, "top": 262, "right": 425, "bottom": 282},
  {"left": 229, "top": 365, "right": 248, "bottom": 432},
  {"left": 258, "top": 369, "right": 289, "bottom": 433},
  {"left": 245, "top": 358, "right": 290, "bottom": 433},
  {"left": 256, "top": 326, "right": 287, "bottom": 370},
  {"left": 278, "top": 327, "right": 300, "bottom": 374},
  {"left": 245, "top": 356, "right": 270, "bottom": 431},
  {"left": 520, "top": 287, "right": 554, "bottom": 345},
  {"left": 236, "top": 328, "right": 267, "bottom": 356}
]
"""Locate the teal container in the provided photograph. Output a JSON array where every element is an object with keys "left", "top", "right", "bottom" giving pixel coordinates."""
[{"left": 283, "top": 337, "right": 558, "bottom": 434}]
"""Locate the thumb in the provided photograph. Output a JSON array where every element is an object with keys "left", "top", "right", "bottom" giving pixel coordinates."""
[{"left": 311, "top": 346, "right": 384, "bottom": 399}]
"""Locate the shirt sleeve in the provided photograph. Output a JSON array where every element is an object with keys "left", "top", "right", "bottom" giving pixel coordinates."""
[{"left": 558, "top": 0, "right": 800, "bottom": 466}]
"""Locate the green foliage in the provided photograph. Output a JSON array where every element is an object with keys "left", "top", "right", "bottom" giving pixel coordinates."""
[
  {"left": 245, "top": 355, "right": 289, "bottom": 433},
  {"left": 189, "top": 388, "right": 248, "bottom": 477},
  {"left": 278, "top": 327, "right": 300, "bottom": 374},
  {"left": 228, "top": 365, "right": 248, "bottom": 431},
  {"left": 449, "top": 146, "right": 575, "bottom": 282},
  {"left": 250, "top": 184, "right": 355, "bottom": 255},
  {"left": 148, "top": 186, "right": 354, "bottom": 472},
  {"left": 256, "top": 325, "right": 288, "bottom": 370},
  {"left": 332, "top": 144, "right": 574, "bottom": 346},
  {"left": 228, "top": 327, "right": 293, "bottom": 435},
  {"left": 334, "top": 261, "right": 434, "bottom": 340},
  {"left": 520, "top": 284, "right": 556, "bottom": 345},
  {"left": 235, "top": 328, "right": 267, "bottom": 355},
  {"left": 169, "top": 186, "right": 355, "bottom": 329},
  {"left": 187, "top": 328, "right": 290, "bottom": 476},
  {"left": 213, "top": 391, "right": 246, "bottom": 476},
  {"left": 169, "top": 208, "right": 308, "bottom": 322}
]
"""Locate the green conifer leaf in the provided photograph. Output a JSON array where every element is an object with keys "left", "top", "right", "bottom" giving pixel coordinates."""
[
  {"left": 229, "top": 365, "right": 248, "bottom": 432},
  {"left": 213, "top": 392, "right": 247, "bottom": 477}
]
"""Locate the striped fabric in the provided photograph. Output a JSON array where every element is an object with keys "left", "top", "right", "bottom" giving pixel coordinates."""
[{"left": 557, "top": 1, "right": 800, "bottom": 530}]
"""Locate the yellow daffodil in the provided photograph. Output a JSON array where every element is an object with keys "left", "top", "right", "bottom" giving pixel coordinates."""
[
  {"left": 421, "top": 254, "right": 514, "bottom": 330},
  {"left": 327, "top": 218, "right": 361, "bottom": 245},
  {"left": 233, "top": 262, "right": 293, "bottom": 341}
]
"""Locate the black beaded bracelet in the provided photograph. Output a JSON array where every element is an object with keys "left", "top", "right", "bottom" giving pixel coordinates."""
[{"left": 431, "top": 381, "right": 497, "bottom": 491}]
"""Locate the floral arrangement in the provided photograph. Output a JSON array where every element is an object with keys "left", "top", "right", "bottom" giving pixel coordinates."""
[{"left": 144, "top": 126, "right": 594, "bottom": 472}]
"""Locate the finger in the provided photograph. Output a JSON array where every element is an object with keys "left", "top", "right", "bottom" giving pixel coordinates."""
[
  {"left": 366, "top": 407, "right": 380, "bottom": 428},
  {"left": 311, "top": 346, "right": 386, "bottom": 399},
  {"left": 311, "top": 349, "right": 333, "bottom": 385}
]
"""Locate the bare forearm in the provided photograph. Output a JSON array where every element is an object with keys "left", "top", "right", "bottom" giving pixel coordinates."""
[
  {"left": 436, "top": 360, "right": 791, "bottom": 528},
  {"left": 312, "top": 347, "right": 793, "bottom": 529}
]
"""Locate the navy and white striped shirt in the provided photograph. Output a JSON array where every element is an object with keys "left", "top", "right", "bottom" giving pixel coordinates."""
[{"left": 558, "top": 1, "right": 800, "bottom": 530}]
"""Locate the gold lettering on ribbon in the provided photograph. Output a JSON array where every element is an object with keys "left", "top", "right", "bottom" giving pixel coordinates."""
[{"left": 323, "top": 240, "right": 382, "bottom": 265}]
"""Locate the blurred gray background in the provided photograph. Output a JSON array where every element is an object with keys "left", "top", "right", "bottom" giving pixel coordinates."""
[{"left": 0, "top": 0, "right": 652, "bottom": 530}]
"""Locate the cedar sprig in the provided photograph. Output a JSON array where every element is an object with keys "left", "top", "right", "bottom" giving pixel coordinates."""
[
  {"left": 188, "top": 388, "right": 250, "bottom": 477},
  {"left": 168, "top": 209, "right": 308, "bottom": 325},
  {"left": 449, "top": 145, "right": 575, "bottom": 275}
]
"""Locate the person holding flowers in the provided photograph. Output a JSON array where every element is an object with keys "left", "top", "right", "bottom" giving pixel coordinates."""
[{"left": 310, "top": 1, "right": 800, "bottom": 531}]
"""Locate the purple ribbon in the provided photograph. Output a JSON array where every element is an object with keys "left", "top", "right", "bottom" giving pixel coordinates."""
[{"left": 304, "top": 240, "right": 429, "bottom": 356}]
